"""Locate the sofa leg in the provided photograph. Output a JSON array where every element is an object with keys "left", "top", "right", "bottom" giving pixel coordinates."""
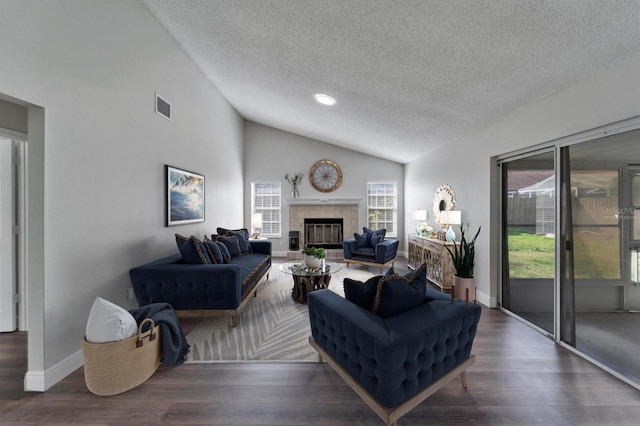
[
  {"left": 318, "top": 354, "right": 323, "bottom": 363},
  {"left": 460, "top": 371, "right": 467, "bottom": 388},
  {"left": 231, "top": 315, "right": 237, "bottom": 327},
  {"left": 253, "top": 289, "right": 258, "bottom": 297}
]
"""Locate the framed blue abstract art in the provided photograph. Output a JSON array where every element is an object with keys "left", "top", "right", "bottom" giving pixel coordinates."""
[{"left": 165, "top": 165, "right": 205, "bottom": 226}]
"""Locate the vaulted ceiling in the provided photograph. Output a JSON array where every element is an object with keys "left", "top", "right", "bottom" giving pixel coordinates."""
[{"left": 143, "top": 1, "right": 640, "bottom": 164}]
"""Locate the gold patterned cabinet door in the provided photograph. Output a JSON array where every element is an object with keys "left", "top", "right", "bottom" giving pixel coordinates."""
[{"left": 407, "top": 235, "right": 458, "bottom": 291}]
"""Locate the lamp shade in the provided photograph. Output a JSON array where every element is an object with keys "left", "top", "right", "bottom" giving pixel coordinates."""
[
  {"left": 412, "top": 209, "right": 427, "bottom": 221},
  {"left": 251, "top": 212, "right": 263, "bottom": 228},
  {"left": 439, "top": 210, "right": 449, "bottom": 224},
  {"left": 448, "top": 210, "right": 462, "bottom": 225}
]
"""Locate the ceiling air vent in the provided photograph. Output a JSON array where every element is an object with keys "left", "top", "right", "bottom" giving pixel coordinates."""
[{"left": 155, "top": 93, "right": 171, "bottom": 121}]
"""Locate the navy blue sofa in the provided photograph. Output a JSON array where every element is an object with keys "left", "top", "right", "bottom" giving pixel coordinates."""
[
  {"left": 129, "top": 240, "right": 271, "bottom": 327},
  {"left": 308, "top": 287, "right": 481, "bottom": 425}
]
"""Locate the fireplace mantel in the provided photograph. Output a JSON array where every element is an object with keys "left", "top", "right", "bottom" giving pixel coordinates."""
[{"left": 287, "top": 198, "right": 363, "bottom": 205}]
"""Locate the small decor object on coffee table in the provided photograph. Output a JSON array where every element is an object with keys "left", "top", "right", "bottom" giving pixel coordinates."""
[{"left": 302, "top": 245, "right": 326, "bottom": 269}]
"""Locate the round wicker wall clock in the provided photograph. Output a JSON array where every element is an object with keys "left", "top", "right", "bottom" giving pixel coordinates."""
[
  {"left": 433, "top": 184, "right": 456, "bottom": 226},
  {"left": 309, "top": 159, "right": 343, "bottom": 193}
]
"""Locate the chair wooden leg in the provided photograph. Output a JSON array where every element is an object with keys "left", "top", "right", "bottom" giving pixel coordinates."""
[
  {"left": 318, "top": 354, "right": 323, "bottom": 363},
  {"left": 460, "top": 371, "right": 467, "bottom": 388}
]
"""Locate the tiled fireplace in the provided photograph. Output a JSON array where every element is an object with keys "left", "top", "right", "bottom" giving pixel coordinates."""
[{"left": 288, "top": 203, "right": 359, "bottom": 260}]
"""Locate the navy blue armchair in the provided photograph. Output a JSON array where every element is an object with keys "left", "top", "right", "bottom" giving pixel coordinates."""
[
  {"left": 308, "top": 288, "right": 481, "bottom": 425},
  {"left": 343, "top": 228, "right": 399, "bottom": 273}
]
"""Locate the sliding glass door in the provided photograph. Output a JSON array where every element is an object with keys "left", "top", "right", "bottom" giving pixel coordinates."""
[
  {"left": 565, "top": 133, "right": 639, "bottom": 384},
  {"left": 500, "top": 128, "right": 640, "bottom": 387},
  {"left": 501, "top": 151, "right": 556, "bottom": 334}
]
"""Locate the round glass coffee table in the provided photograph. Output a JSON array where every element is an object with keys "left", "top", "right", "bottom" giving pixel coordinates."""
[{"left": 279, "top": 261, "right": 342, "bottom": 304}]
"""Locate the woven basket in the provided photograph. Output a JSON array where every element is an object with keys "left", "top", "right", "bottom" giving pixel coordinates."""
[{"left": 82, "top": 318, "right": 162, "bottom": 396}]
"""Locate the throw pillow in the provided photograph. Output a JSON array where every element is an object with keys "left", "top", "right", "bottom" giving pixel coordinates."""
[
  {"left": 215, "top": 241, "right": 231, "bottom": 263},
  {"left": 203, "top": 236, "right": 223, "bottom": 264},
  {"left": 364, "top": 227, "right": 386, "bottom": 241},
  {"left": 85, "top": 297, "right": 138, "bottom": 343},
  {"left": 369, "top": 232, "right": 383, "bottom": 247},
  {"left": 372, "top": 274, "right": 427, "bottom": 318},
  {"left": 218, "top": 235, "right": 241, "bottom": 257},
  {"left": 353, "top": 231, "right": 370, "bottom": 249},
  {"left": 344, "top": 275, "right": 383, "bottom": 310},
  {"left": 217, "top": 227, "right": 252, "bottom": 253},
  {"left": 386, "top": 263, "right": 427, "bottom": 285},
  {"left": 175, "top": 233, "right": 189, "bottom": 250},
  {"left": 405, "top": 263, "right": 427, "bottom": 286},
  {"left": 176, "top": 235, "right": 211, "bottom": 264}
]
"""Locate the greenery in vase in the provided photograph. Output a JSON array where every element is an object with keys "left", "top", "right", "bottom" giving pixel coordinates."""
[
  {"left": 445, "top": 225, "right": 481, "bottom": 278},
  {"left": 285, "top": 172, "right": 303, "bottom": 186},
  {"left": 302, "top": 245, "right": 326, "bottom": 259}
]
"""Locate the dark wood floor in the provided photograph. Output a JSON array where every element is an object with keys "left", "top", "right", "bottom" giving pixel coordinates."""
[{"left": 2, "top": 262, "right": 640, "bottom": 424}]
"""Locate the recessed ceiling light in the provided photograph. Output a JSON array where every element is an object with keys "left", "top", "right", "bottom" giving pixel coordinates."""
[{"left": 314, "top": 93, "right": 336, "bottom": 106}]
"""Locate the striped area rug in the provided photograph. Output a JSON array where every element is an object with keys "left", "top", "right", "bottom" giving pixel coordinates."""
[{"left": 185, "top": 263, "right": 373, "bottom": 362}]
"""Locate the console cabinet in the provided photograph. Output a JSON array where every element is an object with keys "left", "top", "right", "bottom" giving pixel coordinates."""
[{"left": 408, "top": 234, "right": 458, "bottom": 291}]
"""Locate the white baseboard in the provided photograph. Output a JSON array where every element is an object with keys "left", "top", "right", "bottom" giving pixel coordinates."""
[
  {"left": 476, "top": 289, "right": 497, "bottom": 308},
  {"left": 24, "top": 349, "right": 84, "bottom": 392}
]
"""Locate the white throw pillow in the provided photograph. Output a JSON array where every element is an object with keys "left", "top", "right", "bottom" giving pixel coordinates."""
[{"left": 85, "top": 297, "right": 138, "bottom": 343}]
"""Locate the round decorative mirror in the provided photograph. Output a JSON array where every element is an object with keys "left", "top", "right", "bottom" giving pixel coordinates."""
[{"left": 433, "top": 184, "right": 456, "bottom": 226}]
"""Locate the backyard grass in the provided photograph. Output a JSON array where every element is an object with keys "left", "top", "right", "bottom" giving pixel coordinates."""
[
  {"left": 508, "top": 227, "right": 620, "bottom": 279},
  {"left": 508, "top": 228, "right": 555, "bottom": 278}
]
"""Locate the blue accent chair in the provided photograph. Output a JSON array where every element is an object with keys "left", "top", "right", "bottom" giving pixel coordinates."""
[
  {"left": 308, "top": 288, "right": 481, "bottom": 425},
  {"left": 343, "top": 228, "right": 399, "bottom": 273}
]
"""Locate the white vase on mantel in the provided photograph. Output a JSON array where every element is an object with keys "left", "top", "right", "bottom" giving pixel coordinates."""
[{"left": 291, "top": 186, "right": 299, "bottom": 199}]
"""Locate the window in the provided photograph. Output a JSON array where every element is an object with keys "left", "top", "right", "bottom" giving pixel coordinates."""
[
  {"left": 632, "top": 172, "right": 640, "bottom": 241},
  {"left": 367, "top": 182, "right": 397, "bottom": 237},
  {"left": 251, "top": 182, "right": 281, "bottom": 237}
]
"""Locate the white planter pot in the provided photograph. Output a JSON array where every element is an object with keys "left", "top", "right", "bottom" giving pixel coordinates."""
[
  {"left": 452, "top": 276, "right": 476, "bottom": 303},
  {"left": 304, "top": 255, "right": 322, "bottom": 269}
]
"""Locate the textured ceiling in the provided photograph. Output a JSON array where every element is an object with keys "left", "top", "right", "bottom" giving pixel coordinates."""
[{"left": 143, "top": 0, "right": 640, "bottom": 163}]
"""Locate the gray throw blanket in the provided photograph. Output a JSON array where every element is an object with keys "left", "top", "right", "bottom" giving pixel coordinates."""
[{"left": 129, "top": 303, "right": 190, "bottom": 366}]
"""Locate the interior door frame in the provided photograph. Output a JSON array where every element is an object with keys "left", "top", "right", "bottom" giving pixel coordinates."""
[{"left": 0, "top": 127, "right": 27, "bottom": 331}]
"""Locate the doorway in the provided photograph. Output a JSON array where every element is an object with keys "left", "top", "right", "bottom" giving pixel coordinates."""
[
  {"left": 0, "top": 135, "right": 25, "bottom": 333},
  {"left": 499, "top": 126, "right": 640, "bottom": 388}
]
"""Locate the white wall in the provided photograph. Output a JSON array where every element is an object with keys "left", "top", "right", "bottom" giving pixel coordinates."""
[
  {"left": 0, "top": 0, "right": 244, "bottom": 390},
  {"left": 405, "top": 54, "right": 640, "bottom": 307},
  {"left": 244, "top": 121, "right": 404, "bottom": 255}
]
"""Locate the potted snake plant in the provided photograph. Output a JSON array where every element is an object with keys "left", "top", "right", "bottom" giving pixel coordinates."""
[{"left": 445, "top": 224, "right": 481, "bottom": 303}]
